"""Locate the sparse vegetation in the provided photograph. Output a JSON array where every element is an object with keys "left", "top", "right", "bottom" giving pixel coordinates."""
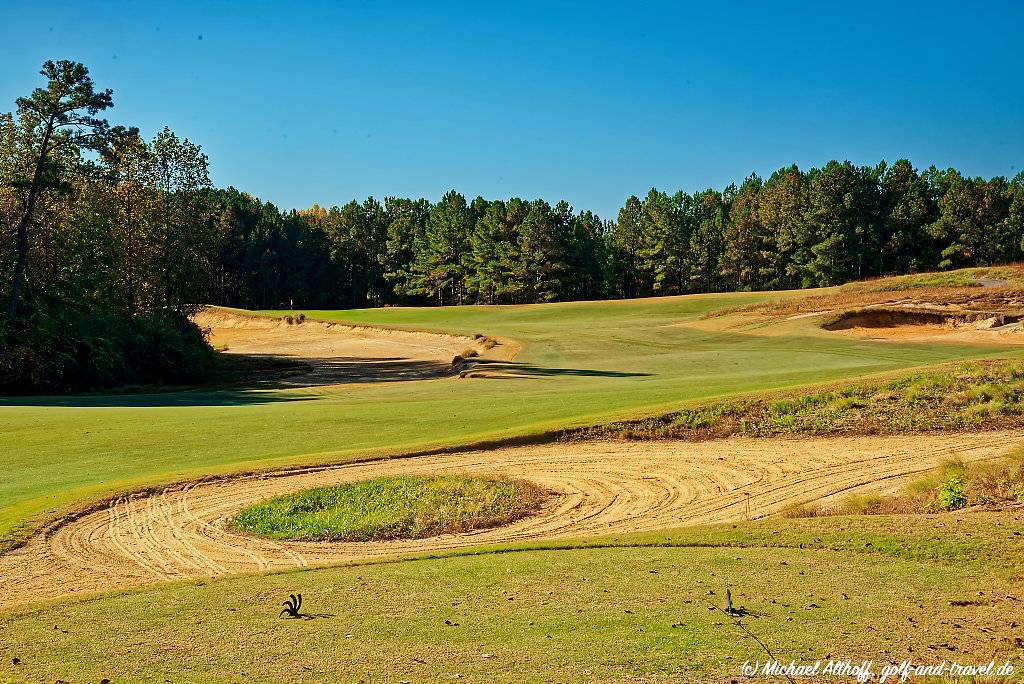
[
  {"left": 792, "top": 453, "right": 1024, "bottom": 518},
  {"left": 703, "top": 265, "right": 1024, "bottom": 319},
  {"left": 587, "top": 360, "right": 1024, "bottom": 440},
  {"left": 231, "top": 475, "right": 546, "bottom": 542},
  {"left": 847, "top": 266, "right": 1024, "bottom": 292}
]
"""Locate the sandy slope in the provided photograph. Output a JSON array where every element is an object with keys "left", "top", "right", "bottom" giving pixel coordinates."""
[
  {"left": 1, "top": 431, "right": 1019, "bottom": 608},
  {"left": 832, "top": 322, "right": 1024, "bottom": 344},
  {"left": 194, "top": 308, "right": 507, "bottom": 385}
]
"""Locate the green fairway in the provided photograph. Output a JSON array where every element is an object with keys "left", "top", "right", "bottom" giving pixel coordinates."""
[
  {"left": 2, "top": 514, "right": 1019, "bottom": 683},
  {"left": 2, "top": 292, "right": 1021, "bottom": 546}
]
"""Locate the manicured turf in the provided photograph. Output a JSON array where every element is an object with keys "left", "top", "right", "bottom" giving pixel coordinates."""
[
  {"left": 232, "top": 475, "right": 544, "bottom": 541},
  {"left": 2, "top": 291, "right": 1021, "bottom": 545},
  {"left": 2, "top": 515, "right": 1019, "bottom": 683}
]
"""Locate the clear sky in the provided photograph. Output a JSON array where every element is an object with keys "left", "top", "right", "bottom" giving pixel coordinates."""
[{"left": 2, "top": 1, "right": 1022, "bottom": 219}]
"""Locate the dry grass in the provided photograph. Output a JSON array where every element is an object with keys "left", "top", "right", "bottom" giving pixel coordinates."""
[
  {"left": 582, "top": 359, "right": 1024, "bottom": 441},
  {"left": 703, "top": 265, "right": 1024, "bottom": 320},
  {"left": 789, "top": 453, "right": 1024, "bottom": 519}
]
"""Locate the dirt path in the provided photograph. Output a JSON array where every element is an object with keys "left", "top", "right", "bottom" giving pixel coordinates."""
[
  {"left": 194, "top": 308, "right": 513, "bottom": 386},
  {"left": 1, "top": 431, "right": 1019, "bottom": 609}
]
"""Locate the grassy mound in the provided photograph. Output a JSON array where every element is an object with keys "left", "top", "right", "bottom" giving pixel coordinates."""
[
  {"left": 592, "top": 360, "right": 1024, "bottom": 439},
  {"left": 704, "top": 265, "right": 1024, "bottom": 319},
  {"left": 231, "top": 475, "right": 547, "bottom": 542}
]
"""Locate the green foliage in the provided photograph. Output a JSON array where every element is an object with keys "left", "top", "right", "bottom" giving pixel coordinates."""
[
  {"left": 231, "top": 475, "right": 543, "bottom": 541},
  {"left": 4, "top": 60, "right": 117, "bottom": 321},
  {"left": 203, "top": 161, "right": 1021, "bottom": 309},
  {"left": 0, "top": 303, "right": 213, "bottom": 393},
  {"left": 5, "top": 61, "right": 1024, "bottom": 326},
  {"left": 936, "top": 475, "right": 968, "bottom": 511},
  {"left": 1, "top": 61, "right": 220, "bottom": 392}
]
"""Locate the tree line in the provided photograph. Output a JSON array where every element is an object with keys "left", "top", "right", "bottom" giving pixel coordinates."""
[
  {"left": 213, "top": 161, "right": 1024, "bottom": 309},
  {"left": 2, "top": 60, "right": 1024, "bottom": 389},
  {"left": 0, "top": 61, "right": 217, "bottom": 391}
]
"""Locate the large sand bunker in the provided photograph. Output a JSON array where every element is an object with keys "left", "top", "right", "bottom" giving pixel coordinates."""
[
  {"left": 195, "top": 308, "right": 510, "bottom": 385},
  {"left": 824, "top": 306, "right": 1024, "bottom": 344},
  {"left": 0, "top": 431, "right": 1018, "bottom": 608}
]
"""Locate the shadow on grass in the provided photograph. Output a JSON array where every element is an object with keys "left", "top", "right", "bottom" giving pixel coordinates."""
[
  {"left": 267, "top": 355, "right": 460, "bottom": 385},
  {"left": 0, "top": 388, "right": 316, "bottom": 408},
  {"left": 467, "top": 359, "right": 652, "bottom": 378},
  {"left": 0, "top": 353, "right": 652, "bottom": 406}
]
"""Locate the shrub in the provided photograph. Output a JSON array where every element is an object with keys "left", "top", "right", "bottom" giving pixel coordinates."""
[
  {"left": 0, "top": 303, "right": 214, "bottom": 394},
  {"left": 937, "top": 475, "right": 967, "bottom": 511}
]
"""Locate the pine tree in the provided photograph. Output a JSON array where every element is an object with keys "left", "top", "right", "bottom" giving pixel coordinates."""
[{"left": 414, "top": 190, "right": 472, "bottom": 305}]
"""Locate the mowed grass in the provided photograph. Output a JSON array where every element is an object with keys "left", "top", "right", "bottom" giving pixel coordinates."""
[
  {"left": 2, "top": 515, "right": 1021, "bottom": 683},
  {"left": 232, "top": 475, "right": 545, "bottom": 541},
  {"left": 3, "top": 290, "right": 1023, "bottom": 547}
]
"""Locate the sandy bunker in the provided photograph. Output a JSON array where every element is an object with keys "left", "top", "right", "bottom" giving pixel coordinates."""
[
  {"left": 195, "top": 308, "right": 508, "bottom": 385},
  {"left": 0, "top": 431, "right": 1019, "bottom": 608},
  {"left": 823, "top": 306, "right": 1024, "bottom": 343}
]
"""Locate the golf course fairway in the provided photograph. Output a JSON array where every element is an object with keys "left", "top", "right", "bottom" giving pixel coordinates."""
[{"left": 3, "top": 291, "right": 1021, "bottom": 547}]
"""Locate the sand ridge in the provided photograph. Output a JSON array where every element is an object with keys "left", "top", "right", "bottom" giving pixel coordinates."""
[{"left": 0, "top": 431, "right": 1019, "bottom": 609}]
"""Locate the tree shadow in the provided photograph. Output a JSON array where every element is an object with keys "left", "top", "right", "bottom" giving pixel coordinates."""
[
  {"left": 466, "top": 359, "right": 651, "bottom": 378},
  {"left": 263, "top": 355, "right": 461, "bottom": 386},
  {"left": 0, "top": 354, "right": 653, "bottom": 406},
  {"left": 0, "top": 388, "right": 316, "bottom": 408}
]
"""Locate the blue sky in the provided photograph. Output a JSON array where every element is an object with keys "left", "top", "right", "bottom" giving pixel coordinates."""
[{"left": 1, "top": 1, "right": 1022, "bottom": 219}]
